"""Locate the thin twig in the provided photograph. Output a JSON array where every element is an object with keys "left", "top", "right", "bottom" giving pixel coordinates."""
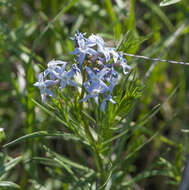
[
  {"left": 123, "top": 23, "right": 186, "bottom": 82},
  {"left": 144, "top": 23, "right": 185, "bottom": 82},
  {"left": 124, "top": 53, "right": 189, "bottom": 66}
]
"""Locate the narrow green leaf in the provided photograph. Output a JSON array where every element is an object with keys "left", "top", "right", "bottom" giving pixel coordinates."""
[
  {"left": 128, "top": 0, "right": 136, "bottom": 30},
  {"left": 104, "top": 0, "right": 122, "bottom": 38},
  {"left": 141, "top": 0, "right": 174, "bottom": 31},
  {"left": 31, "top": 99, "right": 69, "bottom": 127},
  {"left": 181, "top": 129, "right": 189, "bottom": 133},
  {"left": 0, "top": 156, "right": 22, "bottom": 176},
  {"left": 29, "top": 180, "right": 48, "bottom": 190},
  {"left": 125, "top": 133, "right": 158, "bottom": 161},
  {"left": 43, "top": 145, "right": 94, "bottom": 173},
  {"left": 81, "top": 111, "right": 96, "bottom": 124},
  {"left": 160, "top": 0, "right": 181, "bottom": 6},
  {"left": 0, "top": 181, "right": 20, "bottom": 189},
  {"left": 31, "top": 0, "right": 78, "bottom": 51},
  {"left": 102, "top": 86, "right": 178, "bottom": 148},
  {"left": 54, "top": 158, "right": 77, "bottom": 178},
  {"left": 122, "top": 169, "right": 174, "bottom": 186},
  {"left": 3, "top": 131, "right": 83, "bottom": 148},
  {"left": 31, "top": 157, "right": 60, "bottom": 167},
  {"left": 3, "top": 131, "right": 46, "bottom": 148}
]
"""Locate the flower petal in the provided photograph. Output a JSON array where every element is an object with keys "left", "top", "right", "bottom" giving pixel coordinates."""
[
  {"left": 60, "top": 80, "right": 67, "bottom": 89},
  {"left": 45, "top": 88, "right": 54, "bottom": 98},
  {"left": 85, "top": 66, "right": 96, "bottom": 79},
  {"left": 38, "top": 72, "right": 44, "bottom": 82}
]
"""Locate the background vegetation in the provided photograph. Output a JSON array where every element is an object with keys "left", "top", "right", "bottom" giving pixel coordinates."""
[{"left": 0, "top": 0, "right": 189, "bottom": 189}]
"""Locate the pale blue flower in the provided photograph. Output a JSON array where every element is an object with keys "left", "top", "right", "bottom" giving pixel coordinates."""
[
  {"left": 119, "top": 52, "right": 131, "bottom": 74},
  {"left": 107, "top": 67, "right": 118, "bottom": 93},
  {"left": 34, "top": 31, "right": 132, "bottom": 111},
  {"left": 101, "top": 95, "right": 116, "bottom": 112},
  {"left": 34, "top": 72, "right": 58, "bottom": 102},
  {"left": 109, "top": 48, "right": 119, "bottom": 63},
  {"left": 73, "top": 31, "right": 86, "bottom": 43},
  {"left": 44, "top": 60, "right": 67, "bottom": 80},
  {"left": 98, "top": 46, "right": 118, "bottom": 64},
  {"left": 87, "top": 65, "right": 118, "bottom": 104},
  {"left": 86, "top": 34, "right": 105, "bottom": 47},
  {"left": 86, "top": 34, "right": 119, "bottom": 63},
  {"left": 85, "top": 66, "right": 109, "bottom": 84},
  {"left": 54, "top": 64, "right": 78, "bottom": 89},
  {"left": 79, "top": 66, "right": 109, "bottom": 104},
  {"left": 79, "top": 80, "right": 108, "bottom": 104},
  {"left": 98, "top": 46, "right": 111, "bottom": 62},
  {"left": 71, "top": 32, "right": 97, "bottom": 68}
]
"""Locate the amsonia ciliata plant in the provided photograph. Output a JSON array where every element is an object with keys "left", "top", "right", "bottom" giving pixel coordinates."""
[{"left": 32, "top": 32, "right": 145, "bottom": 189}]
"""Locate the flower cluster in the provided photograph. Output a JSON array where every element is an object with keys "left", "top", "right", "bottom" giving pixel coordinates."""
[{"left": 34, "top": 31, "right": 131, "bottom": 111}]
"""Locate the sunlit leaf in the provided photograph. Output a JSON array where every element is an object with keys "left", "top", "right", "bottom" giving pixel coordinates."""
[
  {"left": 0, "top": 181, "right": 20, "bottom": 189},
  {"left": 160, "top": 0, "right": 181, "bottom": 6}
]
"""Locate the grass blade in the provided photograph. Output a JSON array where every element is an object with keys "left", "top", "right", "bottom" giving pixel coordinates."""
[
  {"left": 3, "top": 131, "right": 84, "bottom": 148},
  {"left": 0, "top": 181, "right": 20, "bottom": 189},
  {"left": 0, "top": 156, "right": 22, "bottom": 177}
]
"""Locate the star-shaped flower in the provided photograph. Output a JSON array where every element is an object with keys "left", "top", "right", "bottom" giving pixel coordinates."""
[
  {"left": 54, "top": 63, "right": 78, "bottom": 89},
  {"left": 86, "top": 35, "right": 119, "bottom": 63},
  {"left": 34, "top": 72, "right": 58, "bottom": 102},
  {"left": 79, "top": 66, "right": 109, "bottom": 104},
  {"left": 44, "top": 60, "right": 67, "bottom": 80},
  {"left": 71, "top": 32, "right": 97, "bottom": 68},
  {"left": 119, "top": 52, "right": 131, "bottom": 75},
  {"left": 85, "top": 66, "right": 109, "bottom": 84},
  {"left": 79, "top": 80, "right": 108, "bottom": 104},
  {"left": 86, "top": 34, "right": 105, "bottom": 47}
]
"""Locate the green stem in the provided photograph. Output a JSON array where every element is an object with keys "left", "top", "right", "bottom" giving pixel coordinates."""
[
  {"left": 82, "top": 119, "right": 106, "bottom": 184},
  {"left": 78, "top": 62, "right": 106, "bottom": 184}
]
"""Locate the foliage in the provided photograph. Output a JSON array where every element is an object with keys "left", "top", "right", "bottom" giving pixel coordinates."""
[{"left": 0, "top": 0, "right": 189, "bottom": 189}]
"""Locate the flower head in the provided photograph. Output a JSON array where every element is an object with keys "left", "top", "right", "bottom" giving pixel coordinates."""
[{"left": 34, "top": 31, "right": 131, "bottom": 110}]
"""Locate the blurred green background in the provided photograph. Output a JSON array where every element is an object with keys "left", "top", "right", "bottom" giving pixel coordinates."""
[{"left": 0, "top": 0, "right": 189, "bottom": 189}]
